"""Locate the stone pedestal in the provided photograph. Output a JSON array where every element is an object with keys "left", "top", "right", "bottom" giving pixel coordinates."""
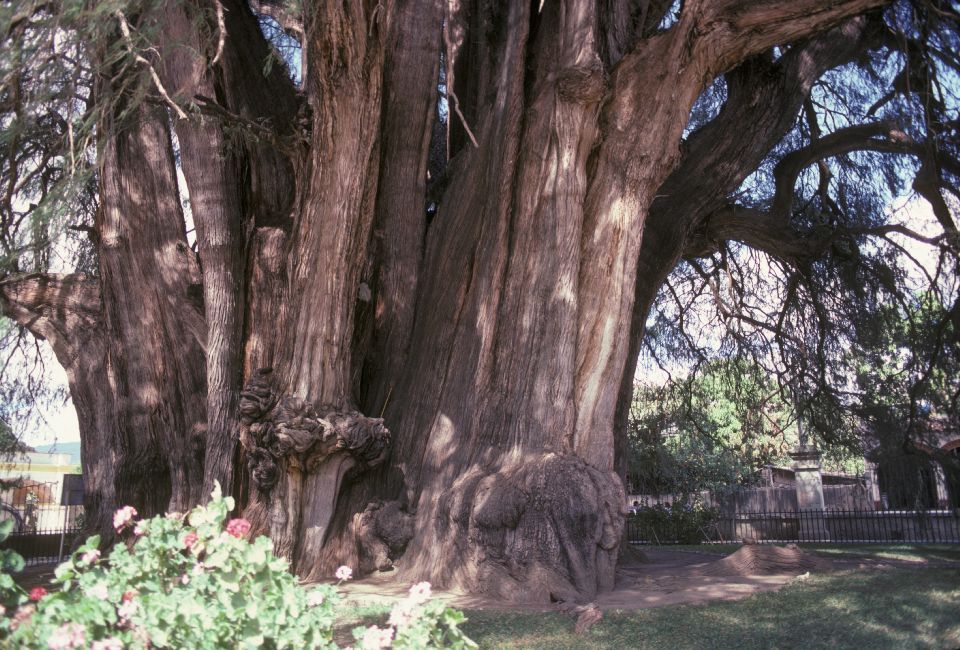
[{"left": 790, "top": 447, "right": 830, "bottom": 541}]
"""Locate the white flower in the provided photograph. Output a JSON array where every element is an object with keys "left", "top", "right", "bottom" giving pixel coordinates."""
[
  {"left": 47, "top": 623, "right": 86, "bottom": 649},
  {"left": 408, "top": 581, "right": 432, "bottom": 604},
  {"left": 91, "top": 638, "right": 124, "bottom": 650},
  {"left": 307, "top": 590, "right": 325, "bottom": 607},
  {"left": 180, "top": 573, "right": 190, "bottom": 585},
  {"left": 335, "top": 565, "right": 353, "bottom": 581},
  {"left": 86, "top": 582, "right": 108, "bottom": 600},
  {"left": 359, "top": 625, "right": 393, "bottom": 649},
  {"left": 81, "top": 549, "right": 101, "bottom": 564},
  {"left": 112, "top": 506, "right": 137, "bottom": 532},
  {"left": 388, "top": 600, "right": 415, "bottom": 628}
]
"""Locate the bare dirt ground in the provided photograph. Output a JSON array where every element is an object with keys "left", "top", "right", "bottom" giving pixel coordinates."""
[
  {"left": 596, "top": 545, "right": 829, "bottom": 610},
  {"left": 336, "top": 544, "right": 840, "bottom": 613}
]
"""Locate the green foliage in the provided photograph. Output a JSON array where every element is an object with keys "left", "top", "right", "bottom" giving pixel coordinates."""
[
  {"left": 628, "top": 359, "right": 797, "bottom": 495},
  {"left": 629, "top": 352, "right": 874, "bottom": 497},
  {"left": 3, "top": 485, "right": 476, "bottom": 649},
  {"left": 627, "top": 501, "right": 721, "bottom": 544},
  {"left": 0, "top": 518, "right": 28, "bottom": 639},
  {"left": 854, "top": 291, "right": 958, "bottom": 432},
  {"left": 849, "top": 291, "right": 960, "bottom": 506}
]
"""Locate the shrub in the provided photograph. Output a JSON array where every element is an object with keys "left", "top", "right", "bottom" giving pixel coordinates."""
[
  {"left": 2, "top": 485, "right": 476, "bottom": 649},
  {"left": 0, "top": 518, "right": 28, "bottom": 638},
  {"left": 629, "top": 500, "right": 720, "bottom": 544}
]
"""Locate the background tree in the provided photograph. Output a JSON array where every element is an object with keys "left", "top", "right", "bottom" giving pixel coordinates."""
[
  {"left": 1, "top": 0, "right": 958, "bottom": 604},
  {"left": 628, "top": 359, "right": 796, "bottom": 497}
]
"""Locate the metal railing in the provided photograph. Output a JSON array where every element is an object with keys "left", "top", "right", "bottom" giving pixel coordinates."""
[
  {"left": 0, "top": 480, "right": 85, "bottom": 565},
  {"left": 626, "top": 508, "right": 960, "bottom": 545}
]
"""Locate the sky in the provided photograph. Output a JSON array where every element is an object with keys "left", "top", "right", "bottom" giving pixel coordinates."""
[{"left": 23, "top": 362, "right": 79, "bottom": 447}]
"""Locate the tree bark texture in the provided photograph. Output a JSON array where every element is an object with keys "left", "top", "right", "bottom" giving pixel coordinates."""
[{"left": 0, "top": 0, "right": 892, "bottom": 601}]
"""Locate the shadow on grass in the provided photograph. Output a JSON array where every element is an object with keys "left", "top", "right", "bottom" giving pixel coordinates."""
[
  {"left": 461, "top": 567, "right": 960, "bottom": 649},
  {"left": 804, "top": 543, "right": 960, "bottom": 564}
]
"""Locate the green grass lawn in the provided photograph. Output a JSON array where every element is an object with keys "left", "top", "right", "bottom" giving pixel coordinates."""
[
  {"left": 802, "top": 543, "right": 960, "bottom": 563},
  {"left": 648, "top": 543, "right": 960, "bottom": 563},
  {"left": 460, "top": 566, "right": 960, "bottom": 649}
]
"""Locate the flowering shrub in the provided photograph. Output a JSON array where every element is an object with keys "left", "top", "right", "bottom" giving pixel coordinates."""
[
  {"left": 353, "top": 581, "right": 475, "bottom": 649},
  {"left": 3, "top": 484, "right": 476, "bottom": 649},
  {"left": 0, "top": 518, "right": 28, "bottom": 638}
]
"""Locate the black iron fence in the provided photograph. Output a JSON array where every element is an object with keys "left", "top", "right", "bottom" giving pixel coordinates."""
[
  {"left": 626, "top": 508, "right": 960, "bottom": 545},
  {"left": 0, "top": 480, "right": 84, "bottom": 565}
]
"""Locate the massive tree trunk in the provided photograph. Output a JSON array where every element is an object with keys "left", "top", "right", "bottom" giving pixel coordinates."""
[{"left": 0, "top": 0, "right": 890, "bottom": 602}]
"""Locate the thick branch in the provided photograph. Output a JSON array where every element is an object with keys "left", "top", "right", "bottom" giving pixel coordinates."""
[
  {"left": 694, "top": 0, "right": 889, "bottom": 75},
  {"left": 694, "top": 203, "right": 952, "bottom": 266},
  {"left": 0, "top": 273, "right": 100, "bottom": 361},
  {"left": 610, "top": 16, "right": 882, "bottom": 474},
  {"left": 772, "top": 121, "right": 920, "bottom": 217},
  {"left": 692, "top": 205, "right": 814, "bottom": 264}
]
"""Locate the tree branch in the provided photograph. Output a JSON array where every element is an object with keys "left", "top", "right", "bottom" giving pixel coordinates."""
[
  {"left": 693, "top": 200, "right": 954, "bottom": 268},
  {"left": 115, "top": 10, "right": 189, "bottom": 120},
  {"left": 693, "top": 0, "right": 889, "bottom": 75},
  {"left": 772, "top": 121, "right": 922, "bottom": 218},
  {"left": 0, "top": 273, "right": 101, "bottom": 364},
  {"left": 191, "top": 94, "right": 303, "bottom": 154}
]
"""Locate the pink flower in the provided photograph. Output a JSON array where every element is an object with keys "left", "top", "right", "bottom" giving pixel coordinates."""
[
  {"left": 28, "top": 587, "right": 48, "bottom": 601},
  {"left": 47, "top": 623, "right": 86, "bottom": 649},
  {"left": 86, "top": 583, "right": 108, "bottom": 600},
  {"left": 359, "top": 625, "right": 393, "bottom": 649},
  {"left": 118, "top": 598, "right": 139, "bottom": 623},
  {"left": 307, "top": 590, "right": 325, "bottom": 607},
  {"left": 121, "top": 589, "right": 138, "bottom": 603},
  {"left": 183, "top": 531, "right": 198, "bottom": 548},
  {"left": 225, "top": 518, "right": 251, "bottom": 539},
  {"left": 335, "top": 565, "right": 353, "bottom": 582},
  {"left": 112, "top": 506, "right": 137, "bottom": 532},
  {"left": 81, "top": 549, "right": 100, "bottom": 564},
  {"left": 11, "top": 604, "right": 35, "bottom": 630},
  {"left": 91, "top": 639, "right": 124, "bottom": 650},
  {"left": 133, "top": 521, "right": 148, "bottom": 537},
  {"left": 408, "top": 581, "right": 432, "bottom": 604}
]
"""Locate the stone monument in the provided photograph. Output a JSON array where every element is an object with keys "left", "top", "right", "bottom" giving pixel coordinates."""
[{"left": 789, "top": 446, "right": 830, "bottom": 541}]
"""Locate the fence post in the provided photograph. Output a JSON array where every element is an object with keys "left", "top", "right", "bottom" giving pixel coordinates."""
[{"left": 57, "top": 506, "right": 67, "bottom": 564}]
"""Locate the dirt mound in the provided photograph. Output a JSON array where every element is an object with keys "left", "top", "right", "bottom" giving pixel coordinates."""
[{"left": 699, "top": 544, "right": 833, "bottom": 577}]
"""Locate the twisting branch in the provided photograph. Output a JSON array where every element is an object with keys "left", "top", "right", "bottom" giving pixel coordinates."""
[
  {"left": 115, "top": 10, "right": 188, "bottom": 120},
  {"left": 772, "top": 121, "right": 921, "bottom": 218}
]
